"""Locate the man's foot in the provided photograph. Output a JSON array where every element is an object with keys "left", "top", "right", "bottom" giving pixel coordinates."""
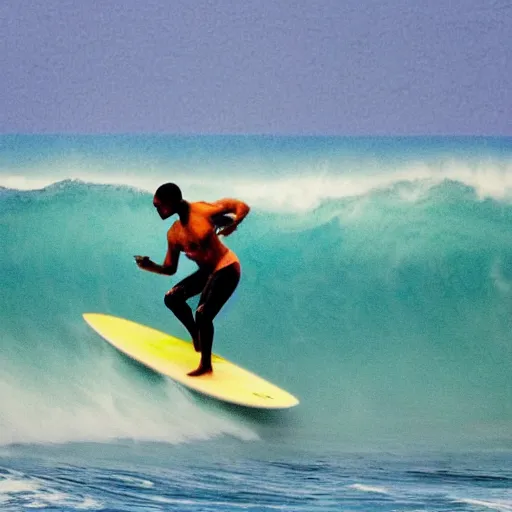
[{"left": 187, "top": 365, "right": 213, "bottom": 377}]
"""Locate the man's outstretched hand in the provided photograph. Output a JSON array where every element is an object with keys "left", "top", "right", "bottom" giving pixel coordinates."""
[{"left": 134, "top": 255, "right": 152, "bottom": 269}]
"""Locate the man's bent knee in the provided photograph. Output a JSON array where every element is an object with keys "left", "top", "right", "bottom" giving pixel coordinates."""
[
  {"left": 195, "top": 304, "right": 210, "bottom": 325},
  {"left": 164, "top": 286, "right": 184, "bottom": 310}
]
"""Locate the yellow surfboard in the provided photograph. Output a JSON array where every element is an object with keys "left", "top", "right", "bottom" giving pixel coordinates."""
[{"left": 83, "top": 313, "right": 299, "bottom": 410}]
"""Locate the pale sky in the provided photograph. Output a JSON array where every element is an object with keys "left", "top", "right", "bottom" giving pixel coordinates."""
[{"left": 1, "top": 0, "right": 510, "bottom": 135}]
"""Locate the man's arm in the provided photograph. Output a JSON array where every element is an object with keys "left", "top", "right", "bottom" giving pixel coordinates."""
[
  {"left": 135, "top": 230, "right": 180, "bottom": 275},
  {"left": 208, "top": 198, "right": 250, "bottom": 237},
  {"left": 210, "top": 198, "right": 250, "bottom": 227}
]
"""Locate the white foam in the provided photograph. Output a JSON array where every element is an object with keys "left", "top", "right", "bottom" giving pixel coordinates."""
[
  {"left": 348, "top": 483, "right": 390, "bottom": 494},
  {"left": 0, "top": 476, "right": 102, "bottom": 510},
  {"left": 0, "top": 478, "right": 40, "bottom": 493},
  {"left": 1, "top": 158, "right": 512, "bottom": 212},
  {"left": 0, "top": 367, "right": 258, "bottom": 447},
  {"left": 24, "top": 501, "right": 46, "bottom": 508},
  {"left": 454, "top": 498, "right": 512, "bottom": 512},
  {"left": 76, "top": 497, "right": 102, "bottom": 510},
  {"left": 25, "top": 491, "right": 102, "bottom": 510},
  {"left": 110, "top": 474, "right": 154, "bottom": 488}
]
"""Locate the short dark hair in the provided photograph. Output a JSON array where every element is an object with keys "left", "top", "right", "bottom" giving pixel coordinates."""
[{"left": 154, "top": 183, "right": 182, "bottom": 205}]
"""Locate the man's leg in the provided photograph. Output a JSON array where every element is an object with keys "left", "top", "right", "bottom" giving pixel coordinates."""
[
  {"left": 188, "top": 262, "right": 241, "bottom": 376},
  {"left": 164, "top": 268, "right": 210, "bottom": 351}
]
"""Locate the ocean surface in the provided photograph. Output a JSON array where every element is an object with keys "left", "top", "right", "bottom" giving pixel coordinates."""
[{"left": 1, "top": 134, "right": 511, "bottom": 510}]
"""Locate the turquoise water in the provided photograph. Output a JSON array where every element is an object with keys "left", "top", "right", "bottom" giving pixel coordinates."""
[{"left": 0, "top": 135, "right": 511, "bottom": 509}]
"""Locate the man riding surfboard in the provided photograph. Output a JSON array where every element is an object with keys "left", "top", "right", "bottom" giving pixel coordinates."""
[{"left": 134, "top": 183, "right": 250, "bottom": 376}]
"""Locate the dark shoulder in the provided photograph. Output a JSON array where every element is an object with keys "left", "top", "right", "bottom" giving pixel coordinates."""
[
  {"left": 191, "top": 200, "right": 216, "bottom": 214},
  {"left": 190, "top": 201, "right": 233, "bottom": 228}
]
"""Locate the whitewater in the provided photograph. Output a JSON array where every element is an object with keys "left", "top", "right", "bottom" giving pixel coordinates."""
[{"left": 0, "top": 135, "right": 511, "bottom": 511}]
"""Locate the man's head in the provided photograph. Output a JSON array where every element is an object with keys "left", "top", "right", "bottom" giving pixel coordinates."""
[{"left": 153, "top": 182, "right": 183, "bottom": 219}]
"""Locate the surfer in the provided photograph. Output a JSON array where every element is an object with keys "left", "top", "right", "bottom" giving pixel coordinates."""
[{"left": 134, "top": 183, "right": 250, "bottom": 377}]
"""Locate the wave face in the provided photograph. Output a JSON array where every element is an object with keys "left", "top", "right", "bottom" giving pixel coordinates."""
[{"left": 1, "top": 135, "right": 511, "bottom": 449}]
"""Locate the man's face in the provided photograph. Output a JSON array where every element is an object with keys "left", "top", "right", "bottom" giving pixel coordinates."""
[{"left": 153, "top": 197, "right": 173, "bottom": 220}]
